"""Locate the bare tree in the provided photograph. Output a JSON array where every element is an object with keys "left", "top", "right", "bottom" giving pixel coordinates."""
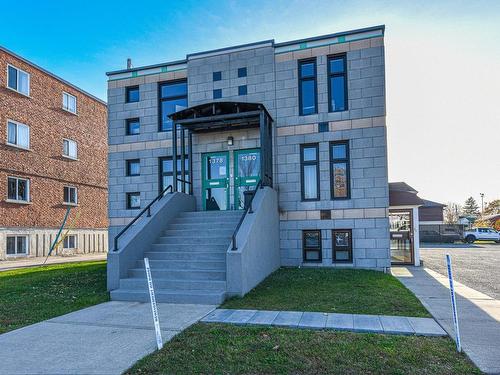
[{"left": 444, "top": 202, "right": 462, "bottom": 224}]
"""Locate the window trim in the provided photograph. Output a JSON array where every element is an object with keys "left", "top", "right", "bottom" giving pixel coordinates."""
[
  {"left": 6, "top": 235, "right": 29, "bottom": 256},
  {"left": 126, "top": 159, "right": 141, "bottom": 177},
  {"left": 330, "top": 140, "right": 351, "bottom": 200},
  {"left": 298, "top": 58, "right": 318, "bottom": 116},
  {"left": 126, "top": 192, "right": 141, "bottom": 209},
  {"left": 158, "top": 79, "right": 188, "bottom": 132},
  {"left": 63, "top": 186, "right": 78, "bottom": 205},
  {"left": 302, "top": 230, "right": 322, "bottom": 263},
  {"left": 125, "top": 85, "right": 140, "bottom": 103},
  {"left": 6, "top": 119, "right": 30, "bottom": 150},
  {"left": 62, "top": 138, "right": 78, "bottom": 160},
  {"left": 300, "top": 143, "right": 320, "bottom": 202},
  {"left": 327, "top": 54, "right": 348, "bottom": 113},
  {"left": 7, "top": 176, "right": 30, "bottom": 203},
  {"left": 62, "top": 92, "right": 77, "bottom": 114},
  {"left": 332, "top": 229, "right": 353, "bottom": 263},
  {"left": 125, "top": 118, "right": 140, "bottom": 136},
  {"left": 6, "top": 64, "right": 30, "bottom": 97}
]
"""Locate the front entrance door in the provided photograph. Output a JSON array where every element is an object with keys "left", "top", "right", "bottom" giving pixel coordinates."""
[
  {"left": 389, "top": 210, "right": 414, "bottom": 264},
  {"left": 202, "top": 152, "right": 229, "bottom": 211},
  {"left": 234, "top": 149, "right": 261, "bottom": 210}
]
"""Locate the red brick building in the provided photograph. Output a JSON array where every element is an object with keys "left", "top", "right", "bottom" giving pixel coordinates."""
[{"left": 0, "top": 46, "right": 108, "bottom": 260}]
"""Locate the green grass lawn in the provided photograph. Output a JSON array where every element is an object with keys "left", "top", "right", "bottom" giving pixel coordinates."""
[
  {"left": 127, "top": 323, "right": 479, "bottom": 375},
  {"left": 222, "top": 267, "right": 430, "bottom": 317},
  {"left": 0, "top": 261, "right": 109, "bottom": 334}
]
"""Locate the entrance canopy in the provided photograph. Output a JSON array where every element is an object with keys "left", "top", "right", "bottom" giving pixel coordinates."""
[{"left": 168, "top": 101, "right": 274, "bottom": 194}]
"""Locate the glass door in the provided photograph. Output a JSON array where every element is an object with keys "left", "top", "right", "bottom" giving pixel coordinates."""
[
  {"left": 389, "top": 210, "right": 414, "bottom": 264},
  {"left": 234, "top": 149, "right": 261, "bottom": 210},
  {"left": 202, "top": 152, "right": 229, "bottom": 211}
]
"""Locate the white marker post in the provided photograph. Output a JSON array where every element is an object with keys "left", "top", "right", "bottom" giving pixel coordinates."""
[
  {"left": 144, "top": 257, "right": 163, "bottom": 350},
  {"left": 446, "top": 253, "right": 461, "bottom": 352}
]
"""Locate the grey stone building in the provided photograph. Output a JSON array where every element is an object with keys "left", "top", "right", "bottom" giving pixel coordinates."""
[{"left": 106, "top": 25, "right": 390, "bottom": 302}]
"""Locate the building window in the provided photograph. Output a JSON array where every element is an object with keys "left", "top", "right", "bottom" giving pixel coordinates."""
[
  {"left": 126, "top": 86, "right": 139, "bottom": 103},
  {"left": 63, "top": 139, "right": 78, "bottom": 159},
  {"left": 213, "top": 89, "right": 222, "bottom": 99},
  {"left": 7, "top": 65, "right": 30, "bottom": 96},
  {"left": 62, "top": 92, "right": 77, "bottom": 114},
  {"left": 6, "top": 235, "right": 29, "bottom": 256},
  {"left": 238, "top": 67, "right": 247, "bottom": 78},
  {"left": 159, "top": 80, "right": 187, "bottom": 131},
  {"left": 7, "top": 176, "right": 29, "bottom": 202},
  {"left": 303, "top": 230, "right": 322, "bottom": 262},
  {"left": 160, "top": 156, "right": 189, "bottom": 193},
  {"left": 213, "top": 71, "right": 221, "bottom": 81},
  {"left": 332, "top": 229, "right": 352, "bottom": 263},
  {"left": 328, "top": 55, "right": 348, "bottom": 112},
  {"left": 63, "top": 186, "right": 78, "bottom": 205},
  {"left": 126, "top": 192, "right": 140, "bottom": 209},
  {"left": 126, "top": 159, "right": 140, "bottom": 176},
  {"left": 7, "top": 120, "right": 30, "bottom": 149},
  {"left": 238, "top": 85, "right": 247, "bottom": 96},
  {"left": 298, "top": 59, "right": 317, "bottom": 115},
  {"left": 330, "top": 141, "right": 350, "bottom": 199},
  {"left": 63, "top": 234, "right": 77, "bottom": 249},
  {"left": 126, "top": 118, "right": 140, "bottom": 135},
  {"left": 300, "top": 144, "right": 319, "bottom": 201}
]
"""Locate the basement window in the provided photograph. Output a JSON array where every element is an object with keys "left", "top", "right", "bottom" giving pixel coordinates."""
[
  {"left": 303, "top": 230, "right": 322, "bottom": 262},
  {"left": 6, "top": 235, "right": 29, "bottom": 256},
  {"left": 63, "top": 235, "right": 77, "bottom": 249}
]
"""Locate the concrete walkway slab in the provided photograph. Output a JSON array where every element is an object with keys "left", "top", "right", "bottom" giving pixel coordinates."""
[
  {"left": 246, "top": 310, "right": 280, "bottom": 325},
  {"left": 298, "top": 312, "right": 327, "bottom": 329},
  {"left": 394, "top": 266, "right": 500, "bottom": 374},
  {"left": 353, "top": 314, "right": 384, "bottom": 333},
  {"left": 0, "top": 301, "right": 216, "bottom": 375},
  {"left": 380, "top": 316, "right": 414, "bottom": 335},
  {"left": 325, "top": 313, "right": 354, "bottom": 330},
  {"left": 224, "top": 309, "right": 257, "bottom": 325},
  {"left": 272, "top": 311, "right": 303, "bottom": 327},
  {"left": 407, "top": 317, "right": 446, "bottom": 337}
]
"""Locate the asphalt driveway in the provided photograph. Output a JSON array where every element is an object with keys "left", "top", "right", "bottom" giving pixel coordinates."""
[{"left": 420, "top": 243, "right": 500, "bottom": 299}]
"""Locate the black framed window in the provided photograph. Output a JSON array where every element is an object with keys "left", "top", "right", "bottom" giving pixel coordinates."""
[
  {"left": 63, "top": 186, "right": 78, "bottom": 204},
  {"left": 298, "top": 59, "right": 317, "bottom": 115},
  {"left": 330, "top": 141, "right": 350, "bottom": 199},
  {"left": 126, "top": 86, "right": 139, "bottom": 103},
  {"left": 303, "top": 230, "right": 322, "bottom": 262},
  {"left": 300, "top": 144, "right": 319, "bottom": 201},
  {"left": 159, "top": 80, "right": 187, "bottom": 131},
  {"left": 238, "top": 85, "right": 247, "bottom": 96},
  {"left": 126, "top": 192, "right": 140, "bottom": 209},
  {"left": 6, "top": 235, "right": 28, "bottom": 255},
  {"left": 213, "top": 89, "right": 222, "bottom": 99},
  {"left": 7, "top": 176, "right": 29, "bottom": 202},
  {"left": 159, "top": 156, "right": 189, "bottom": 193},
  {"left": 328, "top": 55, "right": 348, "bottom": 112},
  {"left": 332, "top": 229, "right": 352, "bottom": 263},
  {"left": 126, "top": 118, "right": 140, "bottom": 135},
  {"left": 238, "top": 67, "right": 247, "bottom": 78},
  {"left": 213, "top": 71, "right": 222, "bottom": 81},
  {"left": 126, "top": 159, "right": 140, "bottom": 176}
]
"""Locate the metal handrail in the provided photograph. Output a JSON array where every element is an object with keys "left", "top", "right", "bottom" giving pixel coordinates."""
[
  {"left": 231, "top": 180, "right": 263, "bottom": 250},
  {"left": 113, "top": 185, "right": 173, "bottom": 251}
]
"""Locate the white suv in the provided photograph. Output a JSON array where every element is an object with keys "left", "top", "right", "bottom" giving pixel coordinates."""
[{"left": 463, "top": 228, "right": 500, "bottom": 243}]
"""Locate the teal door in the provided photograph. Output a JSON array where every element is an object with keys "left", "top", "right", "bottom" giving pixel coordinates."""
[
  {"left": 234, "top": 149, "right": 261, "bottom": 210},
  {"left": 202, "top": 152, "right": 230, "bottom": 210}
]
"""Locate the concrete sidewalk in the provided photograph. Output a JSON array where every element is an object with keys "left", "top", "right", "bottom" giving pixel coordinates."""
[
  {"left": 202, "top": 308, "right": 446, "bottom": 336},
  {"left": 0, "top": 253, "right": 107, "bottom": 271},
  {"left": 0, "top": 301, "right": 216, "bottom": 375},
  {"left": 393, "top": 266, "right": 500, "bottom": 374}
]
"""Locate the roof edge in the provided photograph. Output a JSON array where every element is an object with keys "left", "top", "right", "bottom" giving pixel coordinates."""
[{"left": 105, "top": 58, "right": 187, "bottom": 76}]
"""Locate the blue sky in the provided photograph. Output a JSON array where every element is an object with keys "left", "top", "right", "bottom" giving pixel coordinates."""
[{"left": 2, "top": 0, "right": 499, "bottom": 205}]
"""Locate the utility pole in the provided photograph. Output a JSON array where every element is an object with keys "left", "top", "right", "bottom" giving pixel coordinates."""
[{"left": 480, "top": 193, "right": 484, "bottom": 215}]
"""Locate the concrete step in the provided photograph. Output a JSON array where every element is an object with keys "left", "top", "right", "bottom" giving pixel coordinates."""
[
  {"left": 163, "top": 228, "right": 235, "bottom": 237},
  {"left": 172, "top": 216, "right": 241, "bottom": 225},
  {"left": 111, "top": 289, "right": 226, "bottom": 304},
  {"left": 150, "top": 243, "right": 228, "bottom": 252},
  {"left": 119, "top": 277, "right": 226, "bottom": 291},
  {"left": 179, "top": 211, "right": 243, "bottom": 218},
  {"left": 156, "top": 236, "right": 231, "bottom": 245},
  {"left": 168, "top": 222, "right": 240, "bottom": 230},
  {"left": 129, "top": 268, "right": 226, "bottom": 281},
  {"left": 144, "top": 251, "right": 226, "bottom": 261},
  {"left": 136, "top": 259, "right": 225, "bottom": 271}
]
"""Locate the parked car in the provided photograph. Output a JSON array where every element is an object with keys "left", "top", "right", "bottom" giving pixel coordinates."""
[{"left": 463, "top": 228, "right": 500, "bottom": 243}]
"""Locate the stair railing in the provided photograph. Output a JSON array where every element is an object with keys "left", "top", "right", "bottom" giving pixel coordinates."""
[
  {"left": 231, "top": 180, "right": 263, "bottom": 250},
  {"left": 113, "top": 185, "right": 173, "bottom": 251}
]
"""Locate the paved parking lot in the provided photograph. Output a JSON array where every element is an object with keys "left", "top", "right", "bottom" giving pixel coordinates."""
[{"left": 420, "top": 243, "right": 500, "bottom": 299}]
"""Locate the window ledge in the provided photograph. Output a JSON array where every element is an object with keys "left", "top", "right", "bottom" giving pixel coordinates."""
[
  {"left": 6, "top": 253, "right": 28, "bottom": 257},
  {"left": 62, "top": 107, "right": 78, "bottom": 116},
  {"left": 63, "top": 202, "right": 79, "bottom": 207},
  {"left": 6, "top": 86, "right": 30, "bottom": 98},
  {"left": 5, "top": 199, "right": 32, "bottom": 205},
  {"left": 6, "top": 143, "right": 31, "bottom": 151},
  {"left": 62, "top": 155, "right": 78, "bottom": 161}
]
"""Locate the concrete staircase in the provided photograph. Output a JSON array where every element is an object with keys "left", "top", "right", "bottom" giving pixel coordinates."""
[{"left": 110, "top": 210, "right": 243, "bottom": 304}]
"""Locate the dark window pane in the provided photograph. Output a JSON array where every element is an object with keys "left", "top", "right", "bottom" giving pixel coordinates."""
[
  {"left": 238, "top": 67, "right": 247, "bottom": 78},
  {"left": 303, "top": 165, "right": 318, "bottom": 199},
  {"left": 213, "top": 89, "right": 222, "bottom": 99},
  {"left": 17, "top": 237, "right": 27, "bottom": 254},
  {"left": 303, "top": 147, "right": 317, "bottom": 162},
  {"left": 213, "top": 71, "right": 221, "bottom": 81},
  {"left": 300, "top": 80, "right": 316, "bottom": 115},
  {"left": 126, "top": 119, "right": 140, "bottom": 135},
  {"left": 330, "top": 58, "right": 345, "bottom": 74},
  {"left": 332, "top": 144, "right": 347, "bottom": 159},
  {"left": 127, "top": 193, "right": 140, "bottom": 209},
  {"left": 304, "top": 231, "right": 320, "bottom": 247},
  {"left": 160, "top": 81, "right": 187, "bottom": 98},
  {"left": 7, "top": 122, "right": 16, "bottom": 144},
  {"left": 6, "top": 237, "right": 16, "bottom": 255},
  {"left": 305, "top": 250, "right": 320, "bottom": 260},
  {"left": 8, "top": 178, "right": 16, "bottom": 200},
  {"left": 206, "top": 155, "right": 227, "bottom": 179},
  {"left": 161, "top": 97, "right": 187, "bottom": 131},
  {"left": 127, "top": 160, "right": 140, "bottom": 176},
  {"left": 237, "top": 151, "right": 260, "bottom": 177},
  {"left": 126, "top": 87, "right": 139, "bottom": 102},
  {"left": 17, "top": 179, "right": 27, "bottom": 201},
  {"left": 8, "top": 66, "right": 17, "bottom": 90},
  {"left": 238, "top": 85, "right": 247, "bottom": 96},
  {"left": 162, "top": 159, "right": 173, "bottom": 173},
  {"left": 334, "top": 231, "right": 350, "bottom": 247},
  {"left": 333, "top": 230, "right": 352, "bottom": 263},
  {"left": 331, "top": 76, "right": 346, "bottom": 111},
  {"left": 332, "top": 162, "right": 348, "bottom": 198},
  {"left": 64, "top": 187, "right": 69, "bottom": 203},
  {"left": 300, "top": 62, "right": 315, "bottom": 78}
]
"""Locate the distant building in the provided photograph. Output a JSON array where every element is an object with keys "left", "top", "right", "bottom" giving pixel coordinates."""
[
  {"left": 0, "top": 46, "right": 108, "bottom": 260},
  {"left": 419, "top": 199, "right": 445, "bottom": 224}
]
